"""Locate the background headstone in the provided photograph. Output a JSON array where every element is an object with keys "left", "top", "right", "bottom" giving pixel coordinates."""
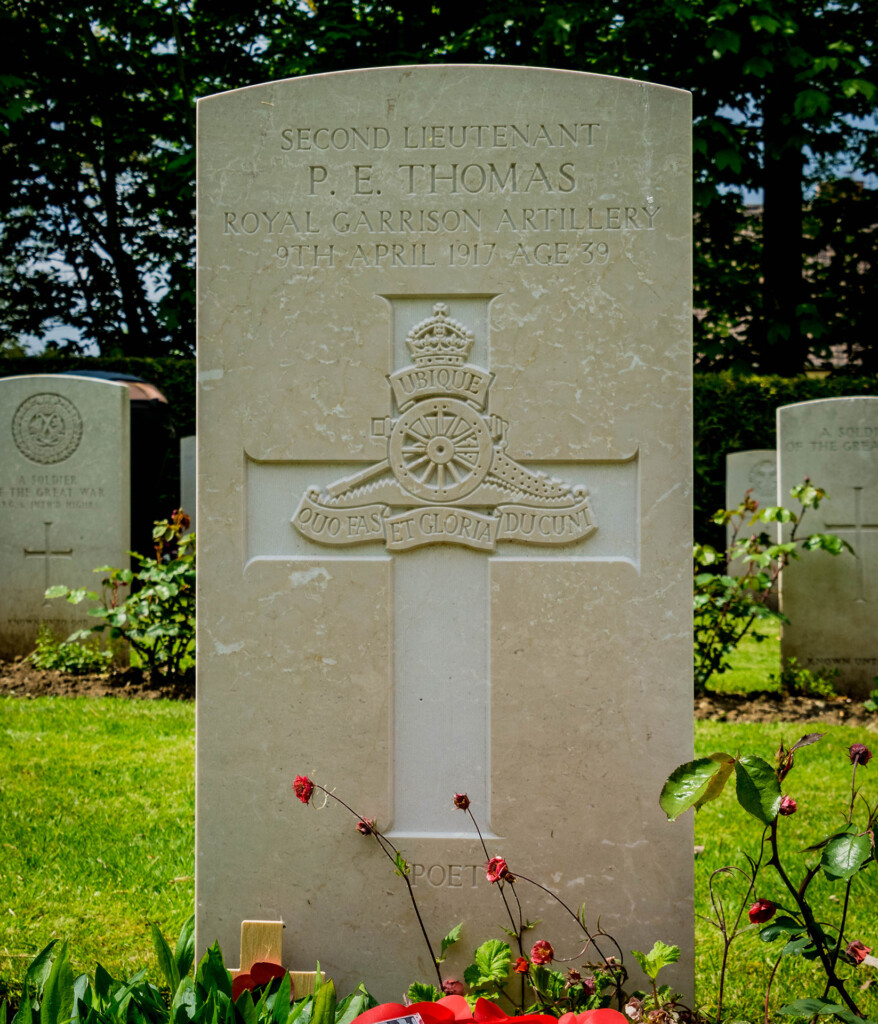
[
  {"left": 0, "top": 374, "right": 130, "bottom": 659},
  {"left": 180, "top": 435, "right": 196, "bottom": 533},
  {"left": 725, "top": 450, "right": 779, "bottom": 598},
  {"left": 197, "top": 66, "right": 693, "bottom": 998},
  {"left": 778, "top": 396, "right": 878, "bottom": 696}
]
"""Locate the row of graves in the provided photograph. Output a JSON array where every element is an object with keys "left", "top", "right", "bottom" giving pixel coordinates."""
[{"left": 0, "top": 64, "right": 874, "bottom": 1001}]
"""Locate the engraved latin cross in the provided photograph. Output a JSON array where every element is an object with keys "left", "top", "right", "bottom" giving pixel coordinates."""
[
  {"left": 24, "top": 521, "right": 73, "bottom": 597},
  {"left": 825, "top": 485, "right": 878, "bottom": 603}
]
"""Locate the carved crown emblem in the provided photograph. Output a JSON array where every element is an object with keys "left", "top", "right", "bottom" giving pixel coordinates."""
[{"left": 406, "top": 303, "right": 474, "bottom": 367}]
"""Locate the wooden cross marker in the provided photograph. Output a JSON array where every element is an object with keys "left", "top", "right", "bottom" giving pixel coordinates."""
[{"left": 230, "top": 920, "right": 324, "bottom": 997}]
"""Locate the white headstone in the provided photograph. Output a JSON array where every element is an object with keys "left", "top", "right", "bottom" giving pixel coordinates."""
[
  {"left": 180, "top": 435, "right": 196, "bottom": 533},
  {"left": 0, "top": 375, "right": 130, "bottom": 659},
  {"left": 778, "top": 396, "right": 878, "bottom": 696},
  {"left": 725, "top": 450, "right": 779, "bottom": 587},
  {"left": 197, "top": 66, "right": 693, "bottom": 998}
]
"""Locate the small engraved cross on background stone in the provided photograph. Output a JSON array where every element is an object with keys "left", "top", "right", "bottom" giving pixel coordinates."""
[
  {"left": 825, "top": 486, "right": 878, "bottom": 603},
  {"left": 24, "top": 521, "right": 73, "bottom": 598}
]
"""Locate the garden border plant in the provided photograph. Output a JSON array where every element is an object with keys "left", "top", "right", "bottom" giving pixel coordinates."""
[
  {"left": 44, "top": 510, "right": 195, "bottom": 688},
  {"left": 694, "top": 480, "right": 851, "bottom": 695}
]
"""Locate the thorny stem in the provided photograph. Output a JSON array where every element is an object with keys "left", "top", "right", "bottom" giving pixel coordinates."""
[
  {"left": 711, "top": 838, "right": 766, "bottom": 1024},
  {"left": 312, "top": 784, "right": 444, "bottom": 990},
  {"left": 763, "top": 952, "right": 784, "bottom": 1024},
  {"left": 767, "top": 817, "right": 863, "bottom": 1019}
]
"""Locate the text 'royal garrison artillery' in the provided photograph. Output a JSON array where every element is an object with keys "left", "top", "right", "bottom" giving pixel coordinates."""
[{"left": 292, "top": 303, "right": 597, "bottom": 553}]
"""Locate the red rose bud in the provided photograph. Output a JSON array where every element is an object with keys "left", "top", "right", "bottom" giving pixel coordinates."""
[
  {"left": 778, "top": 796, "right": 797, "bottom": 816},
  {"left": 846, "top": 940, "right": 871, "bottom": 965},
  {"left": 486, "top": 856, "right": 510, "bottom": 883},
  {"left": 849, "top": 743, "right": 872, "bottom": 766},
  {"left": 748, "top": 899, "right": 777, "bottom": 924},
  {"left": 356, "top": 818, "right": 376, "bottom": 835},
  {"left": 513, "top": 957, "right": 530, "bottom": 974},
  {"left": 293, "top": 775, "right": 314, "bottom": 804},
  {"left": 453, "top": 793, "right": 471, "bottom": 811},
  {"left": 530, "top": 940, "right": 554, "bottom": 965},
  {"left": 442, "top": 979, "right": 465, "bottom": 996}
]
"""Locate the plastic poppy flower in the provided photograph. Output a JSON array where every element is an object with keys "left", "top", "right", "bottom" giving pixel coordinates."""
[
  {"left": 231, "top": 961, "right": 288, "bottom": 1001},
  {"left": 559, "top": 1012, "right": 629, "bottom": 1024}
]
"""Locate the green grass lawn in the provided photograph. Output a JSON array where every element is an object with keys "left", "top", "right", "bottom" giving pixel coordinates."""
[
  {"left": 709, "top": 618, "right": 784, "bottom": 694},
  {"left": 1, "top": 694, "right": 876, "bottom": 1021},
  {"left": 0, "top": 696, "right": 194, "bottom": 1001}
]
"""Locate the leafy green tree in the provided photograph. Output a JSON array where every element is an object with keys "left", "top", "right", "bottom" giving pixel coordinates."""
[{"left": 1, "top": 0, "right": 875, "bottom": 366}]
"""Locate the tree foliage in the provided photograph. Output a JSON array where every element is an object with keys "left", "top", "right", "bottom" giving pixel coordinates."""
[{"left": 1, "top": 0, "right": 875, "bottom": 367}]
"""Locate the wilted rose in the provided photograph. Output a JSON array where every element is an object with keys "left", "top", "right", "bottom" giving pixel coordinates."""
[
  {"left": 581, "top": 976, "right": 597, "bottom": 997},
  {"left": 442, "top": 979, "right": 465, "bottom": 996},
  {"left": 849, "top": 743, "right": 872, "bottom": 766},
  {"left": 778, "top": 795, "right": 797, "bottom": 816},
  {"left": 846, "top": 940, "right": 871, "bottom": 965},
  {"left": 530, "top": 940, "right": 554, "bottom": 965},
  {"left": 486, "top": 856, "right": 511, "bottom": 883},
  {"left": 356, "top": 818, "right": 376, "bottom": 835},
  {"left": 292, "top": 775, "right": 314, "bottom": 804},
  {"left": 513, "top": 957, "right": 529, "bottom": 974},
  {"left": 748, "top": 899, "right": 776, "bottom": 924},
  {"left": 453, "top": 793, "right": 471, "bottom": 811}
]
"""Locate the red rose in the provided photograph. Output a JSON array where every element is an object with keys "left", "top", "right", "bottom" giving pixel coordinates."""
[
  {"left": 849, "top": 743, "right": 872, "bottom": 766},
  {"left": 530, "top": 940, "right": 554, "bottom": 965},
  {"left": 443, "top": 979, "right": 465, "bottom": 996},
  {"left": 453, "top": 793, "right": 471, "bottom": 811},
  {"left": 748, "top": 899, "right": 777, "bottom": 924},
  {"left": 356, "top": 818, "right": 376, "bottom": 835},
  {"left": 486, "top": 856, "right": 511, "bottom": 883},
  {"left": 778, "top": 796, "right": 797, "bottom": 816},
  {"left": 846, "top": 940, "right": 871, "bottom": 965},
  {"left": 292, "top": 775, "right": 314, "bottom": 804},
  {"left": 513, "top": 956, "right": 529, "bottom": 974}
]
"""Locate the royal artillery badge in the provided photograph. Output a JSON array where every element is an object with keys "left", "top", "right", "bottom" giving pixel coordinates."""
[{"left": 293, "top": 303, "right": 596, "bottom": 552}]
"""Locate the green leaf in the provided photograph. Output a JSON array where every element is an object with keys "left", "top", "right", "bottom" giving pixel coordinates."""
[
  {"left": 778, "top": 1000, "right": 872, "bottom": 1024},
  {"left": 40, "top": 941, "right": 74, "bottom": 1024},
  {"left": 151, "top": 923, "right": 181, "bottom": 994},
  {"left": 310, "top": 980, "right": 336, "bottom": 1024},
  {"left": 25, "top": 942, "right": 60, "bottom": 996},
  {"left": 440, "top": 924, "right": 462, "bottom": 957},
  {"left": 781, "top": 935, "right": 812, "bottom": 958},
  {"left": 472, "top": 940, "right": 511, "bottom": 984},
  {"left": 406, "top": 983, "right": 440, "bottom": 1003},
  {"left": 234, "top": 991, "right": 257, "bottom": 1024},
  {"left": 821, "top": 832, "right": 872, "bottom": 880},
  {"left": 171, "top": 978, "right": 197, "bottom": 1024},
  {"left": 759, "top": 917, "right": 802, "bottom": 941},
  {"left": 174, "top": 916, "right": 196, "bottom": 981},
  {"left": 659, "top": 753, "right": 735, "bottom": 820},
  {"left": 196, "top": 943, "right": 232, "bottom": 999},
  {"left": 12, "top": 985, "right": 32, "bottom": 1024},
  {"left": 393, "top": 852, "right": 410, "bottom": 878},
  {"left": 631, "top": 941, "right": 680, "bottom": 982},
  {"left": 268, "top": 973, "right": 291, "bottom": 1024},
  {"left": 44, "top": 586, "right": 70, "bottom": 599},
  {"left": 734, "top": 755, "right": 781, "bottom": 824}
]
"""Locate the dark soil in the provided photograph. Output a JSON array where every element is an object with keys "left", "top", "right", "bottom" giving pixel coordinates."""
[
  {"left": 1, "top": 657, "right": 876, "bottom": 729},
  {"left": 0, "top": 655, "right": 193, "bottom": 701}
]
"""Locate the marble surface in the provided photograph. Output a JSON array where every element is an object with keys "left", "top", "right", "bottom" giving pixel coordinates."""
[
  {"left": 0, "top": 374, "right": 130, "bottom": 658},
  {"left": 778, "top": 397, "right": 878, "bottom": 696},
  {"left": 196, "top": 66, "right": 694, "bottom": 999}
]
